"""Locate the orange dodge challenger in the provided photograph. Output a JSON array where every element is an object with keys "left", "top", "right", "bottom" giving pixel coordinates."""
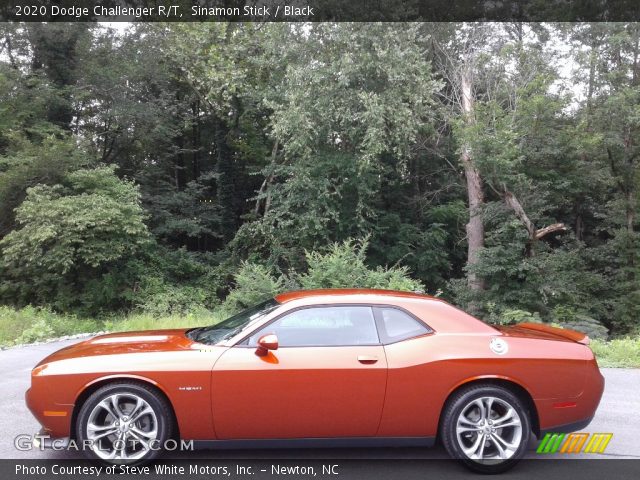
[{"left": 26, "top": 289, "right": 604, "bottom": 473}]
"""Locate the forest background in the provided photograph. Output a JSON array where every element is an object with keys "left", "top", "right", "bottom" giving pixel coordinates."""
[{"left": 0, "top": 22, "right": 638, "bottom": 365}]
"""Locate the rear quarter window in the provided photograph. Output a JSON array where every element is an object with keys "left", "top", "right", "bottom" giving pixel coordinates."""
[{"left": 375, "top": 306, "right": 432, "bottom": 344}]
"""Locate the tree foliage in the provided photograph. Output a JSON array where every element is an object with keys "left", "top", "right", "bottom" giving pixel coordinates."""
[{"left": 0, "top": 23, "right": 638, "bottom": 337}]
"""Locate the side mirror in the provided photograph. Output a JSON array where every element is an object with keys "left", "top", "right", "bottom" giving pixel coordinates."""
[{"left": 255, "top": 333, "right": 278, "bottom": 357}]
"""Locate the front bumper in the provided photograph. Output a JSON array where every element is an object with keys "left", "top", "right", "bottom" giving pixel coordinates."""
[{"left": 25, "top": 386, "right": 74, "bottom": 438}]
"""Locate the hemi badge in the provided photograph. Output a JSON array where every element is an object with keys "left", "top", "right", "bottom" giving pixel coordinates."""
[
  {"left": 552, "top": 402, "right": 577, "bottom": 409},
  {"left": 43, "top": 411, "right": 68, "bottom": 417}
]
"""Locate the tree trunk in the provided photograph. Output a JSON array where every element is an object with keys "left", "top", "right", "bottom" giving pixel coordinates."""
[
  {"left": 626, "top": 189, "right": 635, "bottom": 235},
  {"left": 214, "top": 116, "right": 235, "bottom": 241},
  {"left": 3, "top": 35, "right": 17, "bottom": 69},
  {"left": 586, "top": 39, "right": 597, "bottom": 118},
  {"left": 575, "top": 211, "right": 584, "bottom": 242},
  {"left": 255, "top": 140, "right": 279, "bottom": 216},
  {"left": 460, "top": 68, "right": 485, "bottom": 292},
  {"left": 192, "top": 100, "right": 200, "bottom": 180},
  {"left": 625, "top": 186, "right": 636, "bottom": 275}
]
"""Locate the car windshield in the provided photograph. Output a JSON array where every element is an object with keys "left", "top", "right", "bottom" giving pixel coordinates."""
[{"left": 187, "top": 298, "right": 280, "bottom": 345}]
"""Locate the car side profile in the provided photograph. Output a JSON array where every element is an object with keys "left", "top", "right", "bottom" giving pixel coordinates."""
[{"left": 26, "top": 289, "right": 604, "bottom": 473}]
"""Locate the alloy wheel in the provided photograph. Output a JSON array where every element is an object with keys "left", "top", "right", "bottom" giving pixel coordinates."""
[
  {"left": 85, "top": 393, "right": 159, "bottom": 461},
  {"left": 455, "top": 396, "right": 523, "bottom": 462}
]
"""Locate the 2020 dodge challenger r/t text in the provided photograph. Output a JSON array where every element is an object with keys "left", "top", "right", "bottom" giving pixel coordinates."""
[{"left": 26, "top": 289, "right": 604, "bottom": 473}]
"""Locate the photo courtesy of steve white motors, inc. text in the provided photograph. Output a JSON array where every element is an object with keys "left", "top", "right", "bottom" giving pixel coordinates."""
[{"left": 14, "top": 463, "right": 340, "bottom": 476}]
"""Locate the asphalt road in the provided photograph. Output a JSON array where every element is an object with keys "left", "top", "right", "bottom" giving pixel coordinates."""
[{"left": 1, "top": 339, "right": 639, "bottom": 460}]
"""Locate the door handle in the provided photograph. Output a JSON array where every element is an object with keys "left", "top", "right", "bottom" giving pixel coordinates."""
[{"left": 357, "top": 355, "right": 378, "bottom": 365}]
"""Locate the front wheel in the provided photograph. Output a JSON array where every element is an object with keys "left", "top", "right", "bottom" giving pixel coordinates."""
[
  {"left": 440, "top": 384, "right": 531, "bottom": 473},
  {"left": 76, "top": 382, "right": 173, "bottom": 464}
]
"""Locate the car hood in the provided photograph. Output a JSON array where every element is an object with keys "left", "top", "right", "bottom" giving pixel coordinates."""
[{"left": 35, "top": 329, "right": 197, "bottom": 366}]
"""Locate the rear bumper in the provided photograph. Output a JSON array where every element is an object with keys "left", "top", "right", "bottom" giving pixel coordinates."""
[
  {"left": 540, "top": 415, "right": 595, "bottom": 436},
  {"left": 535, "top": 365, "right": 604, "bottom": 435}
]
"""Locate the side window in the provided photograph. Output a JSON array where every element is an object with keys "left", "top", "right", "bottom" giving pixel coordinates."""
[
  {"left": 248, "top": 306, "right": 379, "bottom": 347},
  {"left": 375, "top": 307, "right": 431, "bottom": 344}
]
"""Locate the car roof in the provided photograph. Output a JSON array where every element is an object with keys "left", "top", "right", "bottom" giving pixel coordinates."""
[
  {"left": 274, "top": 288, "right": 435, "bottom": 304},
  {"left": 271, "top": 289, "right": 498, "bottom": 335}
]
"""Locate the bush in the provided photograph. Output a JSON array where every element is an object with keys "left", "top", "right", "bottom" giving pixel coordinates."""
[
  {"left": 15, "top": 317, "right": 55, "bottom": 344},
  {"left": 0, "top": 306, "right": 32, "bottom": 344},
  {"left": 558, "top": 317, "right": 609, "bottom": 341},
  {"left": 133, "top": 276, "right": 212, "bottom": 317},
  {"left": 125, "top": 246, "right": 224, "bottom": 316},
  {"left": 550, "top": 305, "right": 609, "bottom": 340},
  {"left": 0, "top": 166, "right": 150, "bottom": 315},
  {"left": 482, "top": 302, "right": 542, "bottom": 325},
  {"left": 299, "top": 238, "right": 424, "bottom": 291},
  {"left": 222, "top": 238, "right": 425, "bottom": 314},
  {"left": 222, "top": 263, "right": 287, "bottom": 313},
  {"left": 499, "top": 309, "right": 542, "bottom": 325}
]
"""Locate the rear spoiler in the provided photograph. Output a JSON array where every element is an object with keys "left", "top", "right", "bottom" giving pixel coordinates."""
[{"left": 517, "top": 322, "right": 590, "bottom": 345}]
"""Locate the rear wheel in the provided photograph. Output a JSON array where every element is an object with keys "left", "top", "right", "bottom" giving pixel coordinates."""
[
  {"left": 76, "top": 382, "right": 173, "bottom": 464},
  {"left": 440, "top": 384, "right": 531, "bottom": 473}
]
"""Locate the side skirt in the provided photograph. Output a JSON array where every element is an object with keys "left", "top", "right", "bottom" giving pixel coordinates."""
[{"left": 191, "top": 436, "right": 436, "bottom": 450}]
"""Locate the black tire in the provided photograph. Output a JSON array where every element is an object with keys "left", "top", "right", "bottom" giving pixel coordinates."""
[
  {"left": 440, "top": 384, "right": 531, "bottom": 474},
  {"left": 76, "top": 381, "right": 173, "bottom": 465}
]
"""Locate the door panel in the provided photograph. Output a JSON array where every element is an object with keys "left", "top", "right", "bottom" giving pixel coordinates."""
[{"left": 211, "top": 345, "right": 387, "bottom": 439}]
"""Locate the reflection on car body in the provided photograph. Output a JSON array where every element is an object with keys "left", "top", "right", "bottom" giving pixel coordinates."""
[{"left": 26, "top": 289, "right": 604, "bottom": 473}]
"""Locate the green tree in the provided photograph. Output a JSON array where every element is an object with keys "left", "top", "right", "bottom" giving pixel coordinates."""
[
  {"left": 568, "top": 23, "right": 640, "bottom": 332},
  {"left": 236, "top": 23, "right": 442, "bottom": 270},
  {"left": 27, "top": 23, "right": 91, "bottom": 130},
  {"left": 0, "top": 24, "right": 91, "bottom": 237}
]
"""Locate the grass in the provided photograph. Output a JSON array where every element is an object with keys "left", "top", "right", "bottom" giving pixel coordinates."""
[
  {"left": 590, "top": 337, "right": 640, "bottom": 368},
  {"left": 2, "top": 305, "right": 640, "bottom": 369},
  {"left": 0, "top": 306, "right": 225, "bottom": 347}
]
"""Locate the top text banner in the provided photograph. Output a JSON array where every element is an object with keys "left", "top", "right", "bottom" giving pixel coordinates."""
[{"left": 1, "top": 0, "right": 640, "bottom": 22}]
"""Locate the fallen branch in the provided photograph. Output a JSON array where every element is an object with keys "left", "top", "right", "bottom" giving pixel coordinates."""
[
  {"left": 535, "top": 223, "right": 567, "bottom": 240},
  {"left": 500, "top": 187, "right": 567, "bottom": 256}
]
